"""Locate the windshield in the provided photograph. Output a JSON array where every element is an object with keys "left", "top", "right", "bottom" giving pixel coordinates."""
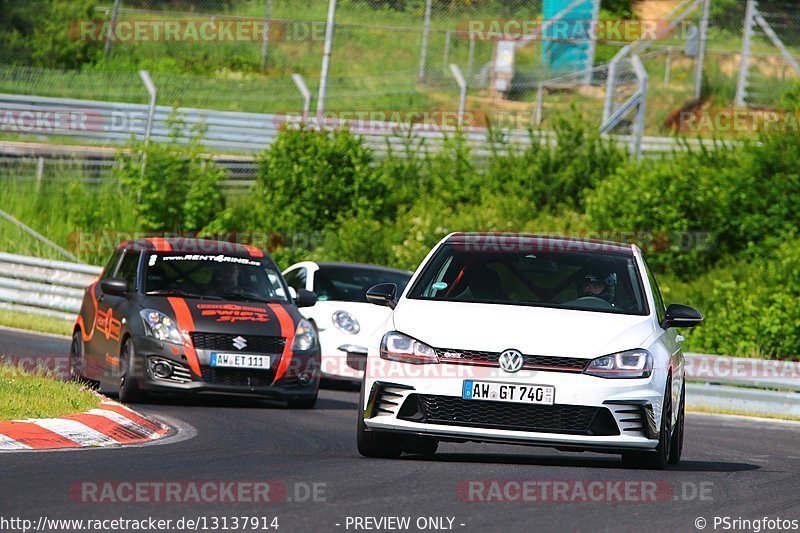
[
  {"left": 144, "top": 253, "right": 289, "bottom": 303},
  {"left": 314, "top": 265, "right": 411, "bottom": 303},
  {"left": 407, "top": 245, "right": 648, "bottom": 316}
]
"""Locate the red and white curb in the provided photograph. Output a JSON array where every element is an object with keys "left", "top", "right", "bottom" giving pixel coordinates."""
[{"left": 0, "top": 397, "right": 169, "bottom": 451}]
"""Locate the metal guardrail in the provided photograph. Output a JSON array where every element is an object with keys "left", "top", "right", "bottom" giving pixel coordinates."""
[
  {"left": 0, "top": 252, "right": 101, "bottom": 321},
  {"left": 0, "top": 93, "right": 727, "bottom": 164}
]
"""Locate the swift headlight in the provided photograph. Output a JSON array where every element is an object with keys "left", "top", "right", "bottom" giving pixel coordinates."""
[
  {"left": 291, "top": 318, "right": 317, "bottom": 351},
  {"left": 379, "top": 331, "right": 439, "bottom": 365},
  {"left": 332, "top": 310, "right": 360, "bottom": 334},
  {"left": 140, "top": 309, "right": 183, "bottom": 345},
  {"left": 584, "top": 349, "right": 653, "bottom": 379}
]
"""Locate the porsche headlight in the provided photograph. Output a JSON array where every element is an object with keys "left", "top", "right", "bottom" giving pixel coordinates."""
[
  {"left": 291, "top": 319, "right": 317, "bottom": 351},
  {"left": 584, "top": 349, "right": 653, "bottom": 379},
  {"left": 379, "top": 331, "right": 439, "bottom": 365},
  {"left": 332, "top": 310, "right": 360, "bottom": 334},
  {"left": 140, "top": 309, "right": 183, "bottom": 345}
]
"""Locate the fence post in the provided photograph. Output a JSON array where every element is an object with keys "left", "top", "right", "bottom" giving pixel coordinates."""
[
  {"left": 35, "top": 157, "right": 44, "bottom": 192},
  {"left": 418, "top": 0, "right": 433, "bottom": 81},
  {"left": 531, "top": 81, "right": 544, "bottom": 128},
  {"left": 443, "top": 30, "right": 452, "bottom": 72},
  {"left": 693, "top": 0, "right": 711, "bottom": 100},
  {"left": 735, "top": 0, "right": 757, "bottom": 107},
  {"left": 467, "top": 33, "right": 476, "bottom": 78},
  {"left": 261, "top": 0, "right": 273, "bottom": 71},
  {"left": 104, "top": 0, "right": 122, "bottom": 57},
  {"left": 292, "top": 74, "right": 311, "bottom": 122},
  {"left": 631, "top": 55, "right": 647, "bottom": 161},
  {"left": 449, "top": 64, "right": 467, "bottom": 127},
  {"left": 664, "top": 46, "right": 673, "bottom": 88},
  {"left": 139, "top": 70, "right": 157, "bottom": 146},
  {"left": 316, "top": 0, "right": 338, "bottom": 119}
]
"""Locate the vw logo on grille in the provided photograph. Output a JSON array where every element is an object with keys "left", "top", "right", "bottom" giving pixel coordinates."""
[
  {"left": 499, "top": 349, "right": 524, "bottom": 373},
  {"left": 232, "top": 336, "right": 248, "bottom": 350}
]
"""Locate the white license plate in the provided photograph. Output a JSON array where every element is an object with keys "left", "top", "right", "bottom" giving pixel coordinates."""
[
  {"left": 462, "top": 380, "right": 555, "bottom": 405},
  {"left": 210, "top": 353, "right": 271, "bottom": 370}
]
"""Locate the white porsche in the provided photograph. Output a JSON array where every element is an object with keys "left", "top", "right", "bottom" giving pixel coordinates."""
[
  {"left": 284, "top": 261, "right": 412, "bottom": 382},
  {"left": 357, "top": 233, "right": 702, "bottom": 469}
]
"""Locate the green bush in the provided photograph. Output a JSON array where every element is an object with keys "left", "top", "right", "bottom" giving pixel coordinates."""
[
  {"left": 114, "top": 120, "right": 225, "bottom": 232},
  {"left": 251, "top": 126, "right": 383, "bottom": 237},
  {"left": 684, "top": 237, "right": 800, "bottom": 359}
]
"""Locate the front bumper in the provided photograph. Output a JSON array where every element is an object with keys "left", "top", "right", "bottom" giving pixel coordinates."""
[
  {"left": 361, "top": 363, "right": 665, "bottom": 452},
  {"left": 317, "top": 328, "right": 369, "bottom": 381},
  {"left": 132, "top": 335, "right": 320, "bottom": 399}
]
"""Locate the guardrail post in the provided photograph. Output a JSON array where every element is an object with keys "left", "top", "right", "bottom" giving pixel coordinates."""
[
  {"left": 104, "top": 0, "right": 122, "bottom": 56},
  {"left": 292, "top": 74, "right": 311, "bottom": 122},
  {"left": 531, "top": 81, "right": 544, "bottom": 128},
  {"left": 138, "top": 70, "right": 157, "bottom": 146},
  {"left": 449, "top": 64, "right": 467, "bottom": 127},
  {"left": 418, "top": 0, "right": 432, "bottom": 81},
  {"left": 316, "top": 0, "right": 338, "bottom": 119}
]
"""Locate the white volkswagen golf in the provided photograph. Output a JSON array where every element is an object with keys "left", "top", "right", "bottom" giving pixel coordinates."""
[{"left": 357, "top": 233, "right": 702, "bottom": 469}]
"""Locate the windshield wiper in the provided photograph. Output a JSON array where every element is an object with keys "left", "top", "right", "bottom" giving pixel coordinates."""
[{"left": 145, "top": 289, "right": 222, "bottom": 300}]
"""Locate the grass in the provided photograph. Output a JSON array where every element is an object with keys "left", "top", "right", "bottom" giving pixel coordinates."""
[
  {"left": 0, "top": 310, "right": 73, "bottom": 337},
  {"left": 0, "top": 364, "right": 100, "bottom": 421}
]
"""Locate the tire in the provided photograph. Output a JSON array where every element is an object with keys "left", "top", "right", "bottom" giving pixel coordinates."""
[
  {"left": 69, "top": 332, "right": 99, "bottom": 389},
  {"left": 403, "top": 436, "right": 438, "bottom": 457},
  {"left": 118, "top": 337, "right": 143, "bottom": 404},
  {"left": 623, "top": 377, "right": 672, "bottom": 470},
  {"left": 668, "top": 381, "right": 685, "bottom": 465},
  {"left": 287, "top": 393, "right": 318, "bottom": 409},
  {"left": 356, "top": 379, "right": 402, "bottom": 459}
]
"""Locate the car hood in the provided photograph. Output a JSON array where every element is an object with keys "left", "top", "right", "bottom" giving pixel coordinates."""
[
  {"left": 142, "top": 296, "right": 300, "bottom": 337},
  {"left": 391, "top": 298, "right": 654, "bottom": 359}
]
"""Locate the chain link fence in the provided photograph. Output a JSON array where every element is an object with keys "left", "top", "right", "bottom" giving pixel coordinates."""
[{"left": 1, "top": 0, "right": 799, "bottom": 139}]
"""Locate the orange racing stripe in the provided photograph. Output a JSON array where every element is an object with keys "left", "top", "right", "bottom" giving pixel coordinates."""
[
  {"left": 166, "top": 297, "right": 202, "bottom": 377},
  {"left": 268, "top": 304, "right": 295, "bottom": 383},
  {"left": 147, "top": 238, "right": 172, "bottom": 252}
]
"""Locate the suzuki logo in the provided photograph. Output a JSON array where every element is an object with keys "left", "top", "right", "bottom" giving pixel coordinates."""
[
  {"left": 499, "top": 349, "right": 524, "bottom": 373},
  {"left": 232, "top": 336, "right": 248, "bottom": 350}
]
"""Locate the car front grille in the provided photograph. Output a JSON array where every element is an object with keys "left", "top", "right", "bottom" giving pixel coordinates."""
[
  {"left": 190, "top": 332, "right": 286, "bottom": 354},
  {"left": 398, "top": 394, "right": 619, "bottom": 436},
  {"left": 200, "top": 367, "right": 275, "bottom": 387},
  {"left": 434, "top": 348, "right": 589, "bottom": 372}
]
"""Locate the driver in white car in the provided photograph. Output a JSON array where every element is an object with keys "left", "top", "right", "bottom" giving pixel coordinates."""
[{"left": 580, "top": 272, "right": 618, "bottom": 305}]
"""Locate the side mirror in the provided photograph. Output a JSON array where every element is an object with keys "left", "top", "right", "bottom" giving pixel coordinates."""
[
  {"left": 295, "top": 289, "right": 318, "bottom": 308},
  {"left": 100, "top": 277, "right": 129, "bottom": 297},
  {"left": 661, "top": 303, "right": 703, "bottom": 329},
  {"left": 366, "top": 283, "right": 397, "bottom": 309}
]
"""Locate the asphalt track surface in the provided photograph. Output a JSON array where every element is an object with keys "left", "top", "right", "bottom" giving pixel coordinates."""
[{"left": 1, "top": 328, "right": 799, "bottom": 533}]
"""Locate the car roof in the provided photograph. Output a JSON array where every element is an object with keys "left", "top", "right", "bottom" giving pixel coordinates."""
[
  {"left": 314, "top": 261, "right": 412, "bottom": 275},
  {"left": 117, "top": 238, "right": 265, "bottom": 259},
  {"left": 444, "top": 232, "right": 634, "bottom": 255}
]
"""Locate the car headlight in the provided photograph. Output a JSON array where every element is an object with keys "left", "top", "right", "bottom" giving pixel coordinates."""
[
  {"left": 379, "top": 331, "right": 439, "bottom": 365},
  {"left": 332, "top": 310, "right": 360, "bottom": 335},
  {"left": 291, "top": 319, "right": 317, "bottom": 351},
  {"left": 140, "top": 309, "right": 184, "bottom": 345},
  {"left": 584, "top": 349, "right": 653, "bottom": 379}
]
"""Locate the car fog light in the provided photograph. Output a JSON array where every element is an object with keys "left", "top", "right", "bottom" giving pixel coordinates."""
[
  {"left": 298, "top": 371, "right": 313, "bottom": 384},
  {"left": 153, "top": 361, "right": 173, "bottom": 378}
]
